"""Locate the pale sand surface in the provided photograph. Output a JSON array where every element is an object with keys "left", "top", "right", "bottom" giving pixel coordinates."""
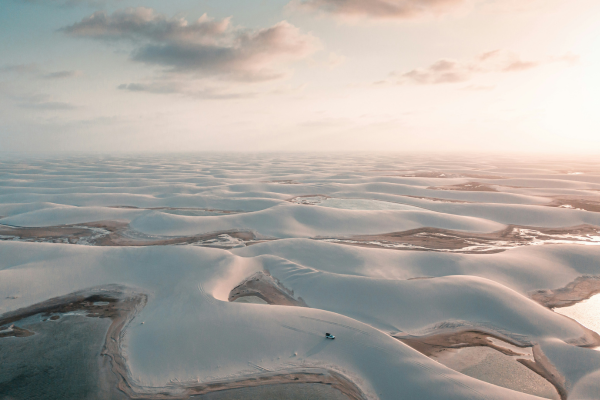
[{"left": 3, "top": 154, "right": 600, "bottom": 399}]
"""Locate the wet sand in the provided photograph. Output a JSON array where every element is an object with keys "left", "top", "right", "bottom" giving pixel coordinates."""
[
  {"left": 0, "top": 221, "right": 261, "bottom": 248},
  {"left": 401, "top": 195, "right": 472, "bottom": 203},
  {"left": 517, "top": 345, "right": 567, "bottom": 400},
  {"left": 288, "top": 195, "right": 331, "bottom": 205},
  {"left": 440, "top": 346, "right": 560, "bottom": 399},
  {"left": 1, "top": 286, "right": 364, "bottom": 400},
  {"left": 0, "top": 324, "right": 34, "bottom": 338},
  {"left": 109, "top": 206, "right": 242, "bottom": 216},
  {"left": 3, "top": 220, "right": 599, "bottom": 255},
  {"left": 531, "top": 276, "right": 600, "bottom": 309},
  {"left": 0, "top": 314, "right": 128, "bottom": 400},
  {"left": 394, "top": 329, "right": 566, "bottom": 399},
  {"left": 229, "top": 271, "right": 308, "bottom": 307},
  {"left": 0, "top": 286, "right": 140, "bottom": 400},
  {"left": 397, "top": 172, "right": 505, "bottom": 179},
  {"left": 264, "top": 180, "right": 300, "bottom": 184},
  {"left": 547, "top": 196, "right": 600, "bottom": 213},
  {"left": 427, "top": 182, "right": 499, "bottom": 192},
  {"left": 395, "top": 329, "right": 532, "bottom": 358},
  {"left": 192, "top": 382, "right": 349, "bottom": 400},
  {"left": 321, "top": 224, "right": 600, "bottom": 254},
  {"left": 554, "top": 294, "right": 600, "bottom": 336}
]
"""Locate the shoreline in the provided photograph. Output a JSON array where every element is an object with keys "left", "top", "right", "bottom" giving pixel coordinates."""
[
  {"left": 394, "top": 328, "right": 568, "bottom": 400},
  {"left": 1, "top": 286, "right": 366, "bottom": 400}
]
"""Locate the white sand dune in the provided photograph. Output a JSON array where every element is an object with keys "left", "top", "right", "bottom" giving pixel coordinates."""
[
  {"left": 2, "top": 154, "right": 600, "bottom": 399},
  {"left": 0, "top": 242, "right": 547, "bottom": 400},
  {"left": 128, "top": 203, "right": 506, "bottom": 238}
]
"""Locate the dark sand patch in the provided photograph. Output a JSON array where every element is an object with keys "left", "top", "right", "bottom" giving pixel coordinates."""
[
  {"left": 530, "top": 277, "right": 600, "bottom": 348},
  {"left": 288, "top": 195, "right": 331, "bottom": 205},
  {"left": 547, "top": 196, "right": 600, "bottom": 213},
  {"left": 0, "top": 287, "right": 141, "bottom": 328},
  {"left": 367, "top": 169, "right": 505, "bottom": 179},
  {"left": 395, "top": 329, "right": 531, "bottom": 358},
  {"left": 229, "top": 271, "right": 308, "bottom": 307},
  {"left": 531, "top": 276, "right": 600, "bottom": 309},
  {"left": 517, "top": 345, "right": 567, "bottom": 400},
  {"left": 264, "top": 180, "right": 300, "bottom": 184},
  {"left": 0, "top": 223, "right": 110, "bottom": 244},
  {"left": 319, "top": 224, "right": 600, "bottom": 254},
  {"left": 396, "top": 172, "right": 505, "bottom": 179},
  {"left": 428, "top": 182, "right": 498, "bottom": 192},
  {"left": 0, "top": 325, "right": 34, "bottom": 338},
  {"left": 401, "top": 195, "right": 472, "bottom": 203},
  {"left": 179, "top": 368, "right": 364, "bottom": 400},
  {"left": 109, "top": 206, "right": 242, "bottom": 216},
  {"left": 395, "top": 329, "right": 566, "bottom": 399},
  {"left": 192, "top": 382, "right": 350, "bottom": 400},
  {"left": 0, "top": 221, "right": 263, "bottom": 248}
]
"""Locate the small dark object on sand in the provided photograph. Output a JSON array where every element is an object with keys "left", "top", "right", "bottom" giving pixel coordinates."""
[{"left": 326, "top": 333, "right": 335, "bottom": 339}]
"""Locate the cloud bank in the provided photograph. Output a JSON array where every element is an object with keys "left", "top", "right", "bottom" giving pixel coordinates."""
[
  {"left": 395, "top": 50, "right": 577, "bottom": 84},
  {"left": 62, "top": 8, "right": 321, "bottom": 82}
]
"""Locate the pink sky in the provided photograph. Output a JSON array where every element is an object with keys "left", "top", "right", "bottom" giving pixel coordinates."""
[{"left": 1, "top": 0, "right": 599, "bottom": 154}]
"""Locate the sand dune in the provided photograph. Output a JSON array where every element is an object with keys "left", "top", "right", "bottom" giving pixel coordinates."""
[{"left": 2, "top": 154, "right": 600, "bottom": 399}]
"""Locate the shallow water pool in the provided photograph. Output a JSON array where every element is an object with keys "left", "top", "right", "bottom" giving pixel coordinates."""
[{"left": 555, "top": 294, "right": 600, "bottom": 337}]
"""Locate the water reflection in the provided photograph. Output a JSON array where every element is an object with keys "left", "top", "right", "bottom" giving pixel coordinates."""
[{"left": 555, "top": 294, "right": 600, "bottom": 338}]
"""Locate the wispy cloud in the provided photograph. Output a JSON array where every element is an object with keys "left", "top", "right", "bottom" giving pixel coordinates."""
[
  {"left": 42, "top": 70, "right": 83, "bottom": 79},
  {"left": 1, "top": 64, "right": 82, "bottom": 80},
  {"left": 392, "top": 50, "right": 577, "bottom": 85},
  {"left": 12, "top": 93, "right": 77, "bottom": 110},
  {"left": 62, "top": 8, "right": 322, "bottom": 82},
  {"left": 117, "top": 81, "right": 257, "bottom": 99},
  {"left": 0, "top": 63, "right": 41, "bottom": 74},
  {"left": 290, "top": 0, "right": 467, "bottom": 20}
]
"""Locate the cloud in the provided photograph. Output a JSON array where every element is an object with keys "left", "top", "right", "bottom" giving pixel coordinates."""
[
  {"left": 0, "top": 84, "right": 77, "bottom": 110},
  {"left": 1, "top": 64, "right": 82, "bottom": 80},
  {"left": 290, "top": 0, "right": 468, "bottom": 19},
  {"left": 0, "top": 63, "right": 41, "bottom": 74},
  {"left": 395, "top": 50, "right": 577, "bottom": 85},
  {"left": 42, "top": 70, "right": 83, "bottom": 79},
  {"left": 117, "top": 82, "right": 256, "bottom": 99},
  {"left": 19, "top": 101, "right": 76, "bottom": 110},
  {"left": 62, "top": 8, "right": 321, "bottom": 82},
  {"left": 12, "top": 93, "right": 77, "bottom": 110}
]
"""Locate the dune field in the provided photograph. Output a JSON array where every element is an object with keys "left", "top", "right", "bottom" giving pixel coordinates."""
[{"left": 2, "top": 153, "right": 600, "bottom": 400}]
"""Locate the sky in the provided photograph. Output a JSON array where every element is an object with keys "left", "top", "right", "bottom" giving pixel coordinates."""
[{"left": 1, "top": 0, "right": 599, "bottom": 154}]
